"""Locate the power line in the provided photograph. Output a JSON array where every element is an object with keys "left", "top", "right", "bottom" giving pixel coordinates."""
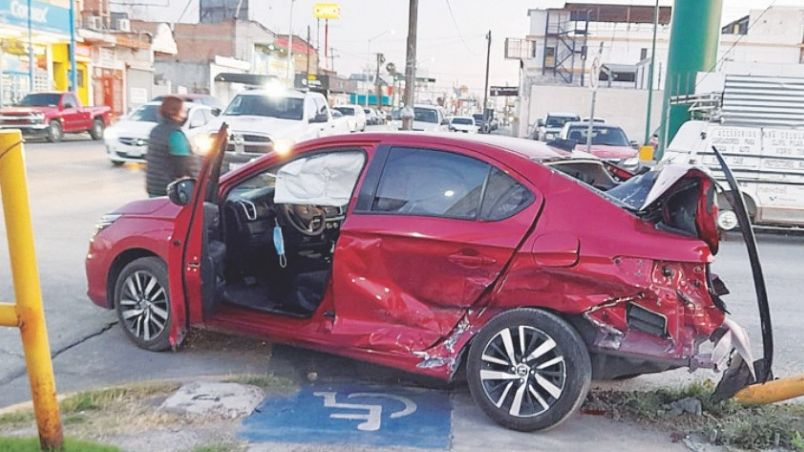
[
  {"left": 176, "top": 0, "right": 195, "bottom": 23},
  {"left": 696, "top": 0, "right": 778, "bottom": 88},
  {"left": 444, "top": 0, "right": 477, "bottom": 55}
]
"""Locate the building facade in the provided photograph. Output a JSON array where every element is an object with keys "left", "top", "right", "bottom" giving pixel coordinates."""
[
  {"left": 511, "top": 2, "right": 804, "bottom": 138},
  {"left": 0, "top": 0, "right": 75, "bottom": 106}
]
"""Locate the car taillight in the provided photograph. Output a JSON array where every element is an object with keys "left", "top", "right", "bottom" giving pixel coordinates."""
[{"left": 696, "top": 178, "right": 719, "bottom": 254}]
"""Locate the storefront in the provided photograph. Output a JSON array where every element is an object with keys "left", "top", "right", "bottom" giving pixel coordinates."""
[
  {"left": 0, "top": 0, "right": 72, "bottom": 106},
  {"left": 52, "top": 43, "right": 90, "bottom": 105}
]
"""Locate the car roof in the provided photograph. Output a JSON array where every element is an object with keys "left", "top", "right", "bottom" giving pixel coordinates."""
[
  {"left": 238, "top": 89, "right": 306, "bottom": 99},
  {"left": 451, "top": 116, "right": 474, "bottom": 120},
  {"left": 565, "top": 121, "right": 621, "bottom": 129},
  {"left": 298, "top": 132, "right": 570, "bottom": 163},
  {"left": 547, "top": 112, "right": 580, "bottom": 117}
]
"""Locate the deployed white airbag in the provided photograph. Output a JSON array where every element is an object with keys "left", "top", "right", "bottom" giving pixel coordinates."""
[{"left": 274, "top": 151, "right": 365, "bottom": 206}]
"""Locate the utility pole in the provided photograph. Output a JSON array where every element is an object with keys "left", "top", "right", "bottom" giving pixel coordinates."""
[
  {"left": 376, "top": 53, "right": 384, "bottom": 111},
  {"left": 287, "top": 0, "right": 295, "bottom": 81},
  {"left": 401, "top": 0, "right": 418, "bottom": 130},
  {"left": 329, "top": 47, "right": 337, "bottom": 71},
  {"left": 316, "top": 19, "right": 320, "bottom": 75},
  {"left": 306, "top": 25, "right": 311, "bottom": 80},
  {"left": 643, "top": 0, "right": 659, "bottom": 145},
  {"left": 482, "top": 30, "right": 491, "bottom": 131}
]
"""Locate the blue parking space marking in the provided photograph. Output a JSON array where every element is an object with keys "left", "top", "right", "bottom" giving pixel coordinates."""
[{"left": 240, "top": 382, "right": 452, "bottom": 449}]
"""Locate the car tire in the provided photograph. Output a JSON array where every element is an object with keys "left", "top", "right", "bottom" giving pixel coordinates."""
[
  {"left": 111, "top": 160, "right": 125, "bottom": 167},
  {"left": 114, "top": 257, "right": 172, "bottom": 352},
  {"left": 467, "top": 308, "right": 591, "bottom": 432},
  {"left": 47, "top": 120, "right": 63, "bottom": 143},
  {"left": 89, "top": 118, "right": 104, "bottom": 140}
]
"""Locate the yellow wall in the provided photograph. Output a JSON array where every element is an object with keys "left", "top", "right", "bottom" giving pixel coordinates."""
[{"left": 51, "top": 43, "right": 89, "bottom": 105}]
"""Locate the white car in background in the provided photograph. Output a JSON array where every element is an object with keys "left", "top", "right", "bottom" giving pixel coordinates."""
[
  {"left": 332, "top": 105, "right": 366, "bottom": 132},
  {"left": 103, "top": 101, "right": 216, "bottom": 166},
  {"left": 411, "top": 104, "right": 448, "bottom": 132},
  {"left": 330, "top": 109, "right": 352, "bottom": 135},
  {"left": 449, "top": 116, "right": 479, "bottom": 133}
]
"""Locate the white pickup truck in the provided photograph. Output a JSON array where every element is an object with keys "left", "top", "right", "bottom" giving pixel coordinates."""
[{"left": 216, "top": 89, "right": 337, "bottom": 171}]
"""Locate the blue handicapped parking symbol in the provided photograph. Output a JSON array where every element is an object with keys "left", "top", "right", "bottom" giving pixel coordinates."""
[{"left": 240, "top": 382, "right": 452, "bottom": 449}]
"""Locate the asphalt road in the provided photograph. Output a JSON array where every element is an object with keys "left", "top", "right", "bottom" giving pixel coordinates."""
[{"left": 0, "top": 135, "right": 801, "bottom": 448}]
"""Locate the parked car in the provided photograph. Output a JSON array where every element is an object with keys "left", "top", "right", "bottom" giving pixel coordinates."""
[
  {"left": 332, "top": 105, "right": 367, "bottom": 132},
  {"left": 0, "top": 92, "right": 111, "bottom": 142},
  {"left": 329, "top": 109, "right": 352, "bottom": 135},
  {"left": 533, "top": 113, "right": 580, "bottom": 141},
  {"left": 363, "top": 108, "right": 379, "bottom": 126},
  {"left": 411, "top": 104, "right": 448, "bottom": 132},
  {"left": 86, "top": 131, "right": 765, "bottom": 433},
  {"left": 152, "top": 94, "right": 224, "bottom": 116},
  {"left": 103, "top": 102, "right": 217, "bottom": 166},
  {"left": 472, "top": 113, "right": 488, "bottom": 133},
  {"left": 215, "top": 89, "right": 337, "bottom": 171},
  {"left": 557, "top": 122, "right": 639, "bottom": 168},
  {"left": 449, "top": 116, "right": 479, "bottom": 133},
  {"left": 373, "top": 108, "right": 387, "bottom": 125}
]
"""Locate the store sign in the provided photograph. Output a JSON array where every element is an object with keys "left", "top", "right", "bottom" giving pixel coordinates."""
[
  {"left": 0, "top": 0, "right": 71, "bottom": 35},
  {"left": 313, "top": 2, "right": 340, "bottom": 19}
]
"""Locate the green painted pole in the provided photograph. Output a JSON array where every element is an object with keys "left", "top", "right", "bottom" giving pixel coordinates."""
[{"left": 657, "top": 0, "right": 723, "bottom": 159}]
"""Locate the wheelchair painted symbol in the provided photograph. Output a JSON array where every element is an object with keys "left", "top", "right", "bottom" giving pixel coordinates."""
[{"left": 313, "top": 391, "right": 418, "bottom": 431}]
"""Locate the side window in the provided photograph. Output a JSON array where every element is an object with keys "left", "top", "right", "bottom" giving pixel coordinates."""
[
  {"left": 314, "top": 96, "right": 328, "bottom": 116},
  {"left": 480, "top": 168, "right": 534, "bottom": 221},
  {"left": 371, "top": 148, "right": 489, "bottom": 219},
  {"left": 304, "top": 98, "right": 317, "bottom": 120},
  {"left": 62, "top": 95, "right": 77, "bottom": 109}
]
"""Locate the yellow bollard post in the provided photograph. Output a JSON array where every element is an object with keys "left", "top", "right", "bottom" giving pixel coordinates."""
[
  {"left": 735, "top": 374, "right": 804, "bottom": 405},
  {"left": 639, "top": 145, "right": 655, "bottom": 162},
  {"left": 0, "top": 130, "right": 63, "bottom": 450}
]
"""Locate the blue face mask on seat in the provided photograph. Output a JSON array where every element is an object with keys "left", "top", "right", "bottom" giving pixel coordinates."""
[{"left": 273, "top": 220, "right": 287, "bottom": 268}]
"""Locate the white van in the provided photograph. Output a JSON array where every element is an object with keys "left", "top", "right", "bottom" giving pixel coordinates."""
[{"left": 664, "top": 120, "right": 804, "bottom": 230}]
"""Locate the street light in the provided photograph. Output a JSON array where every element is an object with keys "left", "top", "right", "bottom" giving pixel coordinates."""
[{"left": 366, "top": 29, "right": 394, "bottom": 106}]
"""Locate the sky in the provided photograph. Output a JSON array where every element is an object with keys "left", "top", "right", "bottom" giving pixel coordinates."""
[
  {"left": 123, "top": 0, "right": 804, "bottom": 94},
  {"left": 251, "top": 0, "right": 803, "bottom": 94}
]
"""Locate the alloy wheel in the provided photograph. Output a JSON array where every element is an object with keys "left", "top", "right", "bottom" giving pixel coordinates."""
[
  {"left": 478, "top": 326, "right": 567, "bottom": 418},
  {"left": 119, "top": 270, "right": 169, "bottom": 342}
]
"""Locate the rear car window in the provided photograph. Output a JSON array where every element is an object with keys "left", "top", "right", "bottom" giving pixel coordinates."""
[{"left": 480, "top": 168, "right": 534, "bottom": 221}]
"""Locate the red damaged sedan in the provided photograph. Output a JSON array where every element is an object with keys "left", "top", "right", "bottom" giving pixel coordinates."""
[{"left": 86, "top": 129, "right": 770, "bottom": 431}]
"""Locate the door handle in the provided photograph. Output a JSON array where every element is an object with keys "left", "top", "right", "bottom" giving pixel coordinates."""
[{"left": 448, "top": 253, "right": 496, "bottom": 266}]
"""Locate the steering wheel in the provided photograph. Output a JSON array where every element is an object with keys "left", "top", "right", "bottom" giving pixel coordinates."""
[{"left": 280, "top": 204, "right": 328, "bottom": 236}]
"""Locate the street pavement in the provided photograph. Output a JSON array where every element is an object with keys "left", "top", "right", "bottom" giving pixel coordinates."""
[{"left": 0, "top": 133, "right": 801, "bottom": 450}]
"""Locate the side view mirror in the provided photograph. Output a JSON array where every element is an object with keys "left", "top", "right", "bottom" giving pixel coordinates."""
[
  {"left": 167, "top": 177, "right": 196, "bottom": 206},
  {"left": 441, "top": 119, "right": 450, "bottom": 126},
  {"left": 310, "top": 112, "right": 328, "bottom": 123},
  {"left": 537, "top": 119, "right": 545, "bottom": 127},
  {"left": 211, "top": 108, "right": 222, "bottom": 117},
  {"left": 629, "top": 140, "right": 639, "bottom": 149}
]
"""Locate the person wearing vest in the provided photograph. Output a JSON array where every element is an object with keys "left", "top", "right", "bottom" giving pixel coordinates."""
[{"left": 146, "top": 96, "right": 199, "bottom": 197}]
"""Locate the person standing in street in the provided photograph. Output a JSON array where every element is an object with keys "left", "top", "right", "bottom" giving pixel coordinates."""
[{"left": 145, "top": 96, "right": 199, "bottom": 197}]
